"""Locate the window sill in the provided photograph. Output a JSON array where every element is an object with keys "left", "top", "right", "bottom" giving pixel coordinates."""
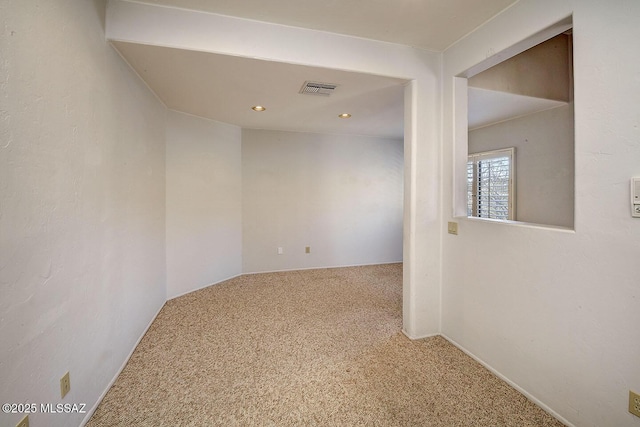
[{"left": 456, "top": 216, "right": 575, "bottom": 233}]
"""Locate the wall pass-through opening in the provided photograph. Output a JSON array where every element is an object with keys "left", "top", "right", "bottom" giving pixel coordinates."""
[{"left": 456, "top": 17, "right": 575, "bottom": 229}]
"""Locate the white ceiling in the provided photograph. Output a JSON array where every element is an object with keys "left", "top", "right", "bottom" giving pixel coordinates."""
[
  {"left": 111, "top": 0, "right": 520, "bottom": 139},
  {"left": 135, "top": 0, "right": 518, "bottom": 52},
  {"left": 113, "top": 41, "right": 406, "bottom": 139}
]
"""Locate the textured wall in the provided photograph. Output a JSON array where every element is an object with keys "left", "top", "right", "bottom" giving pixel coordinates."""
[
  {"left": 166, "top": 111, "right": 242, "bottom": 299},
  {"left": 0, "top": 1, "right": 166, "bottom": 426},
  {"left": 442, "top": 0, "right": 640, "bottom": 426},
  {"left": 242, "top": 129, "right": 403, "bottom": 273}
]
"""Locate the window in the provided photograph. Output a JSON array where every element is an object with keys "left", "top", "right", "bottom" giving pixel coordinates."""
[{"left": 467, "top": 148, "right": 515, "bottom": 220}]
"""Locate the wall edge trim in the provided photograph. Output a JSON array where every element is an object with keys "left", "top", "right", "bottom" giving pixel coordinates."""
[
  {"left": 242, "top": 261, "right": 403, "bottom": 276},
  {"left": 80, "top": 301, "right": 166, "bottom": 426},
  {"left": 440, "top": 334, "right": 576, "bottom": 427},
  {"left": 402, "top": 330, "right": 440, "bottom": 340},
  {"left": 168, "top": 273, "right": 244, "bottom": 300}
]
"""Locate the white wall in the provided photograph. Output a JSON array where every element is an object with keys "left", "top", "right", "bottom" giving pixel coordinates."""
[
  {"left": 242, "top": 130, "right": 403, "bottom": 273},
  {"left": 166, "top": 111, "right": 242, "bottom": 298},
  {"left": 0, "top": 1, "right": 166, "bottom": 427},
  {"left": 442, "top": 1, "right": 640, "bottom": 426},
  {"left": 106, "top": 0, "right": 442, "bottom": 339},
  {"left": 469, "top": 103, "right": 574, "bottom": 227},
  {"left": 7, "top": 2, "right": 637, "bottom": 427}
]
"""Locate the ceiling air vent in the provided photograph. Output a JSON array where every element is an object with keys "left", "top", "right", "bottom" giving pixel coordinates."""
[{"left": 299, "top": 81, "right": 338, "bottom": 96}]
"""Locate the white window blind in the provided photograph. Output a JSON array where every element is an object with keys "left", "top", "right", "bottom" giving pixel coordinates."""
[{"left": 467, "top": 148, "right": 515, "bottom": 220}]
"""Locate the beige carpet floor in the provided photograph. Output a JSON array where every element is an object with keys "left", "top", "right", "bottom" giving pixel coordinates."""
[{"left": 87, "top": 264, "right": 564, "bottom": 426}]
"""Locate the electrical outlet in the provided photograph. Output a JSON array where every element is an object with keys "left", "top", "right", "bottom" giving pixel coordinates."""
[
  {"left": 60, "top": 371, "right": 71, "bottom": 398},
  {"left": 305, "top": 246, "right": 310, "bottom": 254},
  {"left": 16, "top": 415, "right": 29, "bottom": 427},
  {"left": 630, "top": 390, "right": 640, "bottom": 418},
  {"left": 277, "top": 247, "right": 283, "bottom": 255}
]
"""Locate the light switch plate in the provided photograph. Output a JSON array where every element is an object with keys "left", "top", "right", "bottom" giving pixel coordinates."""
[
  {"left": 632, "top": 178, "right": 640, "bottom": 218},
  {"left": 447, "top": 222, "right": 458, "bottom": 235}
]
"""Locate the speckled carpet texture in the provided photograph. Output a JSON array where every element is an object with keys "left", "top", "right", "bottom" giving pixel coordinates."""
[{"left": 87, "top": 264, "right": 563, "bottom": 426}]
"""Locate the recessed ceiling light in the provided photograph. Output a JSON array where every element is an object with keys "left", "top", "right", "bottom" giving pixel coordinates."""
[
  {"left": 252, "top": 105, "right": 266, "bottom": 112},
  {"left": 338, "top": 113, "right": 352, "bottom": 119}
]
